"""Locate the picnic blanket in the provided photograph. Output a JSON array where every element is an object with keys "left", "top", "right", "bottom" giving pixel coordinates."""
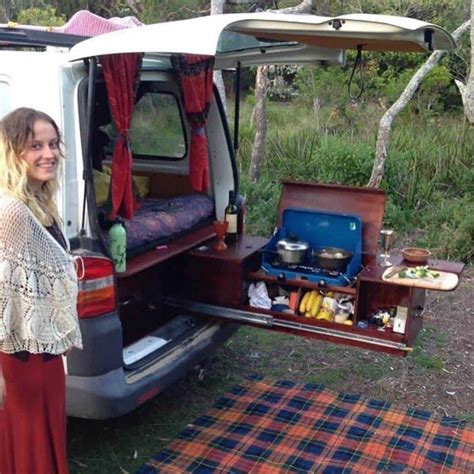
[{"left": 138, "top": 375, "right": 474, "bottom": 473}]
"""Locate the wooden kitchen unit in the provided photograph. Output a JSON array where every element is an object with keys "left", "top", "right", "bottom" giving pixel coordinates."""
[{"left": 166, "top": 182, "right": 465, "bottom": 357}]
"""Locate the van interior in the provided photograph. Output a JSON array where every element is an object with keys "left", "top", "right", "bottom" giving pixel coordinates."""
[{"left": 80, "top": 63, "right": 235, "bottom": 355}]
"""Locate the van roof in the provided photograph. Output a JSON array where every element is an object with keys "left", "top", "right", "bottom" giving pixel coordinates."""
[
  {"left": 0, "top": 24, "right": 86, "bottom": 49},
  {"left": 68, "top": 12, "right": 456, "bottom": 68}
]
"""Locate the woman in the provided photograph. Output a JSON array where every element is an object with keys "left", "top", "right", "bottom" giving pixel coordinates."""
[{"left": 0, "top": 108, "right": 82, "bottom": 474}]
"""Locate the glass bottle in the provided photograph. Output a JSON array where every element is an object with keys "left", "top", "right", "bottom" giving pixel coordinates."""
[{"left": 224, "top": 190, "right": 238, "bottom": 243}]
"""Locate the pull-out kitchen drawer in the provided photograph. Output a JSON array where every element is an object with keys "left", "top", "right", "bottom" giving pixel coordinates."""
[
  {"left": 165, "top": 297, "right": 413, "bottom": 356},
  {"left": 165, "top": 237, "right": 464, "bottom": 356}
]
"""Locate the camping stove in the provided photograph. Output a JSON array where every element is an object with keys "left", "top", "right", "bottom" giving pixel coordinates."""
[{"left": 261, "top": 209, "right": 363, "bottom": 287}]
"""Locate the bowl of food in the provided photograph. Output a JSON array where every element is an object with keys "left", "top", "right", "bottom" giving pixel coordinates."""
[{"left": 401, "top": 247, "right": 431, "bottom": 264}]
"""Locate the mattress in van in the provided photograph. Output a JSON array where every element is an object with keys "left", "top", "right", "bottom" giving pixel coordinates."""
[{"left": 123, "top": 194, "right": 214, "bottom": 254}]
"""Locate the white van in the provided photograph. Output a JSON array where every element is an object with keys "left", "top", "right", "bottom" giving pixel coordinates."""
[{"left": 0, "top": 12, "right": 458, "bottom": 419}]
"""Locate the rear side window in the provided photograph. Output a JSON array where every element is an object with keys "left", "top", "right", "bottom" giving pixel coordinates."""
[{"left": 130, "top": 88, "right": 187, "bottom": 160}]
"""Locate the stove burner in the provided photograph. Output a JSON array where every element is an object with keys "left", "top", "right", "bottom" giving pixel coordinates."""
[
  {"left": 268, "top": 260, "right": 356, "bottom": 286},
  {"left": 270, "top": 261, "right": 341, "bottom": 277}
]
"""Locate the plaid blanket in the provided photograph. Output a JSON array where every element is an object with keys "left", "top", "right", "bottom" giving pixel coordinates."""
[{"left": 138, "top": 376, "right": 474, "bottom": 473}]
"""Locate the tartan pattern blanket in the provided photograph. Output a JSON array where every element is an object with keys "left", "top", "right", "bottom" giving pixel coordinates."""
[{"left": 138, "top": 376, "right": 474, "bottom": 473}]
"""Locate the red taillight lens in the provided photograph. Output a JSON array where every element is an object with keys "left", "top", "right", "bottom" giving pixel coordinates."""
[{"left": 76, "top": 255, "right": 116, "bottom": 319}]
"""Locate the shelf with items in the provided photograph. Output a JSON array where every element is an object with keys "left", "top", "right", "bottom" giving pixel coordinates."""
[
  {"left": 354, "top": 279, "right": 422, "bottom": 344},
  {"left": 237, "top": 303, "right": 409, "bottom": 356},
  {"left": 353, "top": 257, "right": 464, "bottom": 345},
  {"left": 241, "top": 305, "right": 405, "bottom": 340},
  {"left": 244, "top": 266, "right": 419, "bottom": 353},
  {"left": 246, "top": 269, "right": 357, "bottom": 296}
]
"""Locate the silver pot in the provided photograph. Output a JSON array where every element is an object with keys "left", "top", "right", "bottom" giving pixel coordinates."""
[{"left": 276, "top": 238, "right": 309, "bottom": 265}]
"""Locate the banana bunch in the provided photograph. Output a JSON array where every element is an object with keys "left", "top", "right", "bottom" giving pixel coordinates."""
[
  {"left": 315, "top": 296, "right": 337, "bottom": 322},
  {"left": 316, "top": 309, "right": 333, "bottom": 321},
  {"left": 299, "top": 290, "right": 323, "bottom": 318}
]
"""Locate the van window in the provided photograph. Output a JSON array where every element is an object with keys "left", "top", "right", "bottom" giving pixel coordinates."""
[{"left": 130, "top": 90, "right": 187, "bottom": 160}]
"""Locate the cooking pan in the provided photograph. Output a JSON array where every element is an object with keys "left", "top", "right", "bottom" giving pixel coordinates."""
[
  {"left": 312, "top": 247, "right": 353, "bottom": 272},
  {"left": 261, "top": 236, "right": 309, "bottom": 265},
  {"left": 276, "top": 238, "right": 309, "bottom": 265}
]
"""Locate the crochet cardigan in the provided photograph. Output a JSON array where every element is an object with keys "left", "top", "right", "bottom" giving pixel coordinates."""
[{"left": 0, "top": 195, "right": 82, "bottom": 354}]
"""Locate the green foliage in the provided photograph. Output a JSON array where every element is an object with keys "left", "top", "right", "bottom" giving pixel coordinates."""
[
  {"left": 134, "top": 0, "right": 209, "bottom": 24},
  {"left": 294, "top": 59, "right": 462, "bottom": 116},
  {"left": 17, "top": 6, "right": 64, "bottom": 26},
  {"left": 237, "top": 98, "right": 473, "bottom": 263}
]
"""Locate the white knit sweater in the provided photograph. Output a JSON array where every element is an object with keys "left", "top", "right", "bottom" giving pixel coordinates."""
[{"left": 0, "top": 195, "right": 82, "bottom": 354}]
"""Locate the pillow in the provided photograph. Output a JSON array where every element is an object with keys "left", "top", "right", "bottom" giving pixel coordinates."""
[
  {"left": 102, "top": 164, "right": 150, "bottom": 200},
  {"left": 93, "top": 169, "right": 111, "bottom": 207},
  {"left": 133, "top": 174, "right": 150, "bottom": 200}
]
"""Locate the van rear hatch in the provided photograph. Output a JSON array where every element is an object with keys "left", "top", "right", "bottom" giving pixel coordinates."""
[{"left": 68, "top": 12, "right": 455, "bottom": 68}]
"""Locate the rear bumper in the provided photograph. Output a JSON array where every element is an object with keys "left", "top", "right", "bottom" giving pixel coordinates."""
[{"left": 66, "top": 321, "right": 237, "bottom": 419}]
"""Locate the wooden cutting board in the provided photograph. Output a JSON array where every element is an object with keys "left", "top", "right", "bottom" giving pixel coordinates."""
[{"left": 382, "top": 267, "right": 459, "bottom": 291}]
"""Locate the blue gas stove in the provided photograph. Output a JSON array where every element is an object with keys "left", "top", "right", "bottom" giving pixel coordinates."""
[{"left": 261, "top": 208, "right": 362, "bottom": 287}]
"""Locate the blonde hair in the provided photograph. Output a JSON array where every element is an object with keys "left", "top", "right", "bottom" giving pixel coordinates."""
[{"left": 0, "top": 108, "right": 63, "bottom": 226}]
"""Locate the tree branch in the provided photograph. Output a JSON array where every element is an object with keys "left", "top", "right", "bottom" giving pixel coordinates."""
[{"left": 368, "top": 19, "right": 471, "bottom": 188}]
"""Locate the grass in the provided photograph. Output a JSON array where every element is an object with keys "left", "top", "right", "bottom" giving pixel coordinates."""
[{"left": 410, "top": 327, "right": 446, "bottom": 371}]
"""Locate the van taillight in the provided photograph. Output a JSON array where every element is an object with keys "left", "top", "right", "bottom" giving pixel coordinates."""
[{"left": 76, "top": 256, "right": 116, "bottom": 319}]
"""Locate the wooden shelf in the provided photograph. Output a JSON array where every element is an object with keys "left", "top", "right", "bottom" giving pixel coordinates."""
[
  {"left": 187, "top": 235, "right": 269, "bottom": 262},
  {"left": 118, "top": 224, "right": 216, "bottom": 278},
  {"left": 247, "top": 269, "right": 357, "bottom": 296}
]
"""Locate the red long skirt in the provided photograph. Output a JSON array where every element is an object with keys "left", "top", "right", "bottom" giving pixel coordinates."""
[{"left": 0, "top": 352, "right": 69, "bottom": 474}]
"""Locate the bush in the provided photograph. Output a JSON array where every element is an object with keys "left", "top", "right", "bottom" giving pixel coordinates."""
[{"left": 236, "top": 99, "right": 473, "bottom": 263}]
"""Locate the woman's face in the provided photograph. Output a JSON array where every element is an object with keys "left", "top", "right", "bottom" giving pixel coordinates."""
[{"left": 22, "top": 119, "right": 60, "bottom": 191}]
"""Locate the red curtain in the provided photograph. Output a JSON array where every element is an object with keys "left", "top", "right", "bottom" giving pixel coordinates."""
[
  {"left": 171, "top": 54, "right": 214, "bottom": 192},
  {"left": 100, "top": 53, "right": 142, "bottom": 220}
]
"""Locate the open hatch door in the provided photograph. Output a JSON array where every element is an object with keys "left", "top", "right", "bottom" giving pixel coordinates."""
[{"left": 68, "top": 12, "right": 455, "bottom": 68}]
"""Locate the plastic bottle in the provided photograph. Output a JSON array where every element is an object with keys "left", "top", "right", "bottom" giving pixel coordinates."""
[
  {"left": 224, "top": 190, "right": 238, "bottom": 243},
  {"left": 109, "top": 219, "right": 127, "bottom": 273}
]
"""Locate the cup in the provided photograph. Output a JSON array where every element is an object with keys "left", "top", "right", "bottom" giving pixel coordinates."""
[
  {"left": 379, "top": 229, "right": 394, "bottom": 267},
  {"left": 213, "top": 220, "right": 228, "bottom": 251}
]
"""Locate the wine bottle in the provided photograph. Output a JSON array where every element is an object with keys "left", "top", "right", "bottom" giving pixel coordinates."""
[{"left": 224, "top": 190, "right": 238, "bottom": 243}]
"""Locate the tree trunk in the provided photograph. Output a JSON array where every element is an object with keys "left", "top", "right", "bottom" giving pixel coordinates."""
[
  {"left": 249, "top": 0, "right": 314, "bottom": 181},
  {"left": 276, "top": 0, "right": 314, "bottom": 13},
  {"left": 0, "top": 0, "right": 11, "bottom": 22},
  {"left": 368, "top": 20, "right": 471, "bottom": 188},
  {"left": 455, "top": 1, "right": 473, "bottom": 124},
  {"left": 249, "top": 65, "right": 269, "bottom": 182},
  {"left": 211, "top": 0, "right": 228, "bottom": 117}
]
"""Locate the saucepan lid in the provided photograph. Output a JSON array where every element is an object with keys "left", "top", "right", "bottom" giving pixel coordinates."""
[{"left": 276, "top": 238, "right": 309, "bottom": 252}]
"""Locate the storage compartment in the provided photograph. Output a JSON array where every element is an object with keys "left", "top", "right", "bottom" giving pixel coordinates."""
[
  {"left": 167, "top": 235, "right": 268, "bottom": 307},
  {"left": 117, "top": 263, "right": 171, "bottom": 346}
]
